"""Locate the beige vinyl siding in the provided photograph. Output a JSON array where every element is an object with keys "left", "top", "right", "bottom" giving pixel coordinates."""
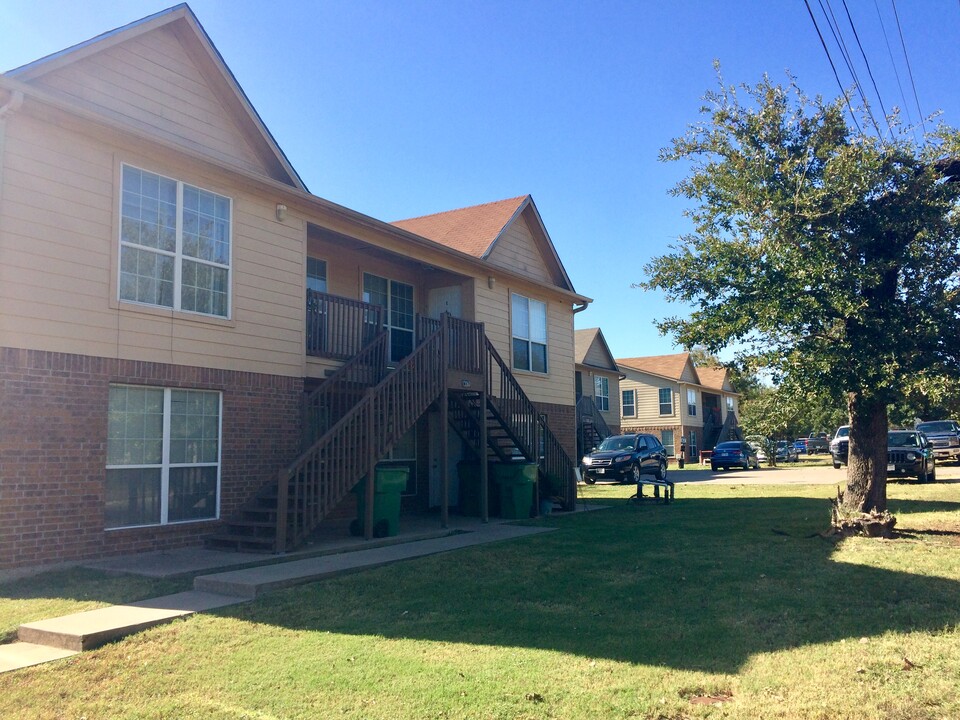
[
  {"left": 31, "top": 26, "right": 265, "bottom": 176},
  {"left": 0, "top": 112, "right": 305, "bottom": 377},
  {"left": 474, "top": 281, "right": 575, "bottom": 407},
  {"left": 485, "top": 216, "right": 551, "bottom": 284},
  {"left": 584, "top": 342, "right": 614, "bottom": 370},
  {"left": 619, "top": 371, "right": 680, "bottom": 427},
  {"left": 591, "top": 369, "right": 621, "bottom": 429}
]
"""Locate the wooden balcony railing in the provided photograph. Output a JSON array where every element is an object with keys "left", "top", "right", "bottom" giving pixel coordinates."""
[{"left": 306, "top": 290, "right": 383, "bottom": 360}]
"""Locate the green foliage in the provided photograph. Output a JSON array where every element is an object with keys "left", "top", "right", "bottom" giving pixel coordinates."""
[{"left": 644, "top": 70, "right": 960, "bottom": 406}]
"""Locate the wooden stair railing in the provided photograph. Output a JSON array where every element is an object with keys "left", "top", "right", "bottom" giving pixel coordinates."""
[
  {"left": 277, "top": 321, "right": 449, "bottom": 551},
  {"left": 445, "top": 334, "right": 577, "bottom": 509},
  {"left": 576, "top": 395, "right": 611, "bottom": 456},
  {"left": 301, "top": 329, "right": 389, "bottom": 448}
]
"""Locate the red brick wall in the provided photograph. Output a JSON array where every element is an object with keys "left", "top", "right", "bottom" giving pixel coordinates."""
[{"left": 0, "top": 348, "right": 302, "bottom": 570}]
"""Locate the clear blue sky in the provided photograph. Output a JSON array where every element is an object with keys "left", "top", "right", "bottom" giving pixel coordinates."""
[{"left": 3, "top": 1, "right": 958, "bottom": 359}]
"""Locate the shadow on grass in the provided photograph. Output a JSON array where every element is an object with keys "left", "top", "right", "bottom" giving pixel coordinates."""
[{"left": 217, "top": 495, "right": 960, "bottom": 674}]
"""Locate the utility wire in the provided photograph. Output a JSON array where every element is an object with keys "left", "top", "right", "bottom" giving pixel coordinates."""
[
  {"left": 820, "top": 0, "right": 885, "bottom": 137},
  {"left": 873, "top": 0, "right": 916, "bottom": 136},
  {"left": 891, "top": 0, "right": 926, "bottom": 134},
  {"left": 804, "top": 0, "right": 864, "bottom": 135},
  {"left": 842, "top": 0, "right": 893, "bottom": 137}
]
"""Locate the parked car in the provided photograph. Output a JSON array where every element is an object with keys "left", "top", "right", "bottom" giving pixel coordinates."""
[
  {"left": 830, "top": 425, "right": 850, "bottom": 469},
  {"left": 581, "top": 433, "right": 668, "bottom": 484},
  {"left": 793, "top": 438, "right": 808, "bottom": 454},
  {"left": 915, "top": 420, "right": 960, "bottom": 463},
  {"left": 805, "top": 435, "right": 829, "bottom": 454},
  {"left": 887, "top": 430, "right": 936, "bottom": 483},
  {"left": 711, "top": 441, "right": 761, "bottom": 471},
  {"left": 775, "top": 440, "right": 799, "bottom": 463}
]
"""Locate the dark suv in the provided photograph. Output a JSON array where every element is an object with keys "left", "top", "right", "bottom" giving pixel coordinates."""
[
  {"left": 887, "top": 430, "right": 936, "bottom": 482},
  {"left": 915, "top": 420, "right": 960, "bottom": 463},
  {"left": 581, "top": 433, "right": 668, "bottom": 484}
]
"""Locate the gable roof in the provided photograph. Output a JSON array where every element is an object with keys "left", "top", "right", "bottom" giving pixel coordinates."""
[
  {"left": 392, "top": 195, "right": 577, "bottom": 293},
  {"left": 3, "top": 3, "right": 306, "bottom": 191},
  {"left": 695, "top": 366, "right": 731, "bottom": 392},
  {"left": 617, "top": 353, "right": 693, "bottom": 382},
  {"left": 574, "top": 328, "right": 619, "bottom": 372}
]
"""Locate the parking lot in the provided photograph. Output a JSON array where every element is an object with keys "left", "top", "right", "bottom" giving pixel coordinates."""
[{"left": 672, "top": 458, "right": 960, "bottom": 485}]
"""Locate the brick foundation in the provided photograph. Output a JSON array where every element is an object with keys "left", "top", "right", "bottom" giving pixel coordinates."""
[{"left": 0, "top": 348, "right": 302, "bottom": 570}]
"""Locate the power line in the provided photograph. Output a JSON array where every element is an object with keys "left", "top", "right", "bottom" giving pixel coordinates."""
[
  {"left": 891, "top": 0, "right": 927, "bottom": 134},
  {"left": 803, "top": 0, "right": 864, "bottom": 135},
  {"left": 841, "top": 0, "right": 893, "bottom": 137},
  {"left": 873, "top": 0, "right": 916, "bottom": 135}
]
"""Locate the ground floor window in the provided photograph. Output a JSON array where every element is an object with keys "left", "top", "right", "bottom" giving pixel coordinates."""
[
  {"left": 661, "top": 429, "right": 675, "bottom": 457},
  {"left": 106, "top": 385, "right": 221, "bottom": 529},
  {"left": 688, "top": 430, "right": 698, "bottom": 456}
]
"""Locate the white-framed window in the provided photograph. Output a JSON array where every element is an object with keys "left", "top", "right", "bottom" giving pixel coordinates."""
[
  {"left": 119, "top": 164, "right": 231, "bottom": 318},
  {"left": 363, "top": 273, "right": 415, "bottom": 362},
  {"left": 105, "top": 385, "right": 221, "bottom": 529},
  {"left": 594, "top": 376, "right": 609, "bottom": 411},
  {"left": 687, "top": 389, "right": 698, "bottom": 417},
  {"left": 380, "top": 426, "right": 418, "bottom": 496},
  {"left": 689, "top": 430, "right": 698, "bottom": 455},
  {"left": 658, "top": 388, "right": 673, "bottom": 415},
  {"left": 726, "top": 396, "right": 734, "bottom": 413},
  {"left": 622, "top": 389, "right": 636, "bottom": 417},
  {"left": 307, "top": 257, "right": 328, "bottom": 293},
  {"left": 511, "top": 293, "right": 548, "bottom": 373},
  {"left": 661, "top": 429, "right": 675, "bottom": 457}
]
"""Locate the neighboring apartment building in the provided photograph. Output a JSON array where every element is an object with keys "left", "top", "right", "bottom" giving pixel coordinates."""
[
  {"left": 0, "top": 5, "right": 590, "bottom": 570},
  {"left": 573, "top": 328, "right": 621, "bottom": 457},
  {"left": 617, "top": 353, "right": 740, "bottom": 462}
]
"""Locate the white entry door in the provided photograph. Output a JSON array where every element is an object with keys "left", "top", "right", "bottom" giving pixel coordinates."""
[{"left": 427, "top": 285, "right": 463, "bottom": 319}]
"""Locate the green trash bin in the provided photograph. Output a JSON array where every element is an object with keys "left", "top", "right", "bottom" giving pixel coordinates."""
[
  {"left": 350, "top": 466, "right": 409, "bottom": 538},
  {"left": 491, "top": 463, "right": 537, "bottom": 519},
  {"left": 457, "top": 461, "right": 483, "bottom": 517}
]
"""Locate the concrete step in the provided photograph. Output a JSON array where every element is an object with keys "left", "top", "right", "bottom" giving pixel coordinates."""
[
  {"left": 17, "top": 590, "right": 246, "bottom": 652},
  {"left": 0, "top": 642, "right": 78, "bottom": 673}
]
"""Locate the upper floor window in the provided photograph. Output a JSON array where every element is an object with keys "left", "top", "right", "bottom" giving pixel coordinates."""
[
  {"left": 511, "top": 293, "right": 547, "bottom": 373},
  {"left": 307, "top": 257, "right": 328, "bottom": 293},
  {"left": 687, "top": 388, "right": 698, "bottom": 417},
  {"left": 363, "top": 273, "right": 414, "bottom": 362},
  {"left": 120, "top": 165, "right": 231, "bottom": 318},
  {"left": 658, "top": 387, "right": 673, "bottom": 415},
  {"left": 594, "top": 376, "right": 609, "bottom": 411},
  {"left": 622, "top": 389, "right": 636, "bottom": 417},
  {"left": 726, "top": 396, "right": 735, "bottom": 413}
]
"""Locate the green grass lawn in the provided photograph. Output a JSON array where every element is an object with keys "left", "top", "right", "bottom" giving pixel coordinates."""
[{"left": 3, "top": 482, "right": 959, "bottom": 719}]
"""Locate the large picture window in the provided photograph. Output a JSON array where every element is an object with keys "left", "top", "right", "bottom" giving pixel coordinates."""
[
  {"left": 120, "top": 164, "right": 231, "bottom": 318},
  {"left": 594, "top": 376, "right": 609, "bottom": 411},
  {"left": 106, "top": 385, "right": 221, "bottom": 529},
  {"left": 511, "top": 293, "right": 547, "bottom": 373}
]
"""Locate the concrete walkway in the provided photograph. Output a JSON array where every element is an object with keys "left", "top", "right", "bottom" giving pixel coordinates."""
[{"left": 1, "top": 513, "right": 580, "bottom": 674}]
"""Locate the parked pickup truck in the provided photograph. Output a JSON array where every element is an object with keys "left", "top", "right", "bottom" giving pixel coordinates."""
[
  {"left": 915, "top": 420, "right": 960, "bottom": 463},
  {"left": 797, "top": 436, "right": 829, "bottom": 454}
]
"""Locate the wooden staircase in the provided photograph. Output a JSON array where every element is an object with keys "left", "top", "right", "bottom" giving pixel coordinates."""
[
  {"left": 208, "top": 315, "right": 576, "bottom": 553},
  {"left": 576, "top": 395, "right": 612, "bottom": 458}
]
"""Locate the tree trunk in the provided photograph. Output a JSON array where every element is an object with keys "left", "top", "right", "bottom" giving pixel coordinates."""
[{"left": 843, "top": 391, "right": 888, "bottom": 513}]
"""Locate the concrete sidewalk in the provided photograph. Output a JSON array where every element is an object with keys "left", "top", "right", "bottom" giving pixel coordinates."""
[{"left": 2, "top": 512, "right": 587, "bottom": 674}]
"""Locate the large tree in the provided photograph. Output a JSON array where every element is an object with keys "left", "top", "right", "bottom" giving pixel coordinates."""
[{"left": 643, "top": 71, "right": 960, "bottom": 517}]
